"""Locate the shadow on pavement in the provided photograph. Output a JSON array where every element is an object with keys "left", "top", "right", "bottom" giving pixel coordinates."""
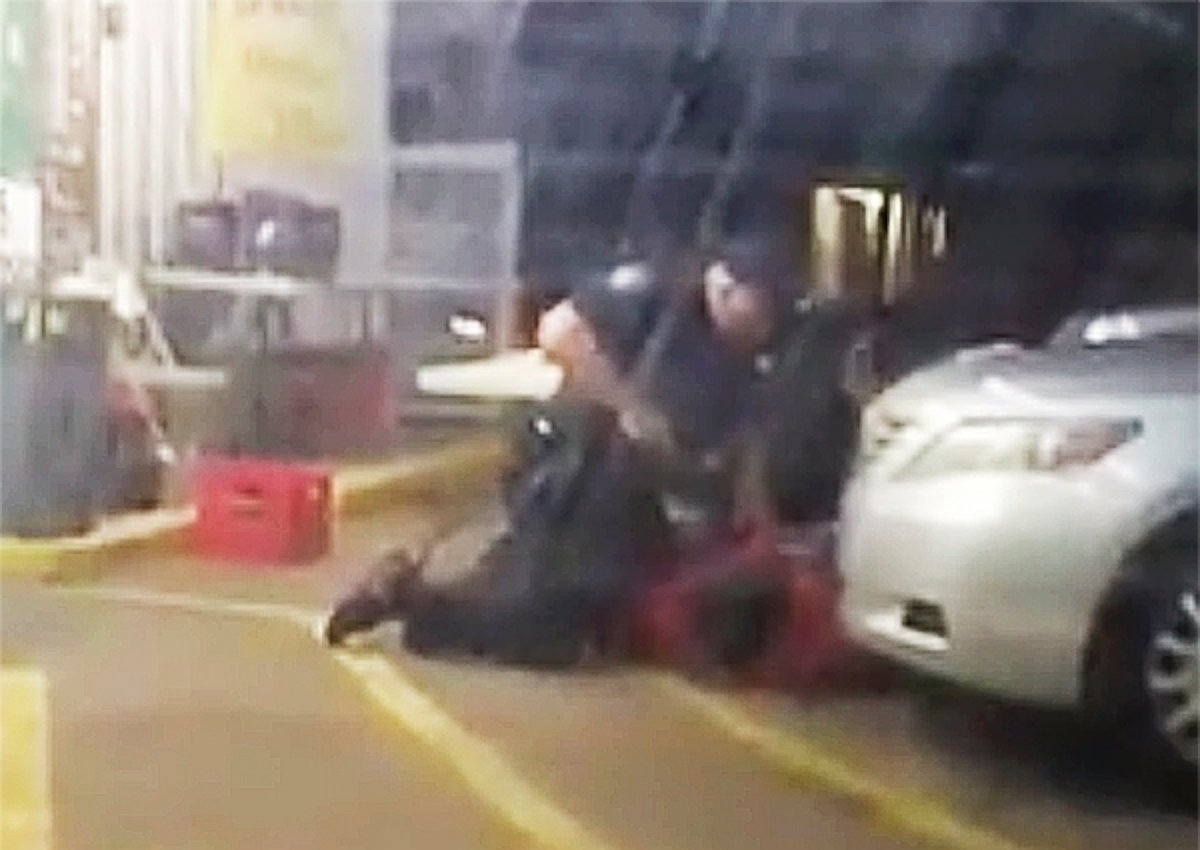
[{"left": 895, "top": 672, "right": 1199, "bottom": 819}]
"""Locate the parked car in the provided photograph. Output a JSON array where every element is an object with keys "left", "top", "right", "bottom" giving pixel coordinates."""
[{"left": 839, "top": 305, "right": 1199, "bottom": 769}]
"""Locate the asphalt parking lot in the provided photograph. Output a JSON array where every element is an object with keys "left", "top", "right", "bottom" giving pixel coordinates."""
[{"left": 2, "top": 501, "right": 1195, "bottom": 850}]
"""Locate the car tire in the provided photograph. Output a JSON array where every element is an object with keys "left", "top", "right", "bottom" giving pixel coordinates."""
[
  {"left": 1087, "top": 547, "right": 1198, "bottom": 774},
  {"left": 1142, "top": 574, "right": 1199, "bottom": 771}
]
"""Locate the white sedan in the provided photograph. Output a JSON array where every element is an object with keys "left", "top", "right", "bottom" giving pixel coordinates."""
[{"left": 840, "top": 306, "right": 1199, "bottom": 768}]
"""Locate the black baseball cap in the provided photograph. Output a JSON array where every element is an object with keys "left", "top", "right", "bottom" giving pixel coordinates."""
[
  {"left": 720, "top": 235, "right": 794, "bottom": 283},
  {"left": 714, "top": 234, "right": 797, "bottom": 308}
]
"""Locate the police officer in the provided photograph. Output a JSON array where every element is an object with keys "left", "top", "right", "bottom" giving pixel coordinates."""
[
  {"left": 323, "top": 237, "right": 797, "bottom": 664},
  {"left": 536, "top": 235, "right": 794, "bottom": 536}
]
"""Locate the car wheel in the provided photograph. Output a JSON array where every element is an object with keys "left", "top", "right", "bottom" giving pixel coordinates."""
[
  {"left": 1144, "top": 583, "right": 1199, "bottom": 768},
  {"left": 1086, "top": 545, "right": 1198, "bottom": 774}
]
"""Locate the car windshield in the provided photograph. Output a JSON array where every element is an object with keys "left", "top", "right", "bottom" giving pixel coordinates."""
[{"left": 1048, "top": 308, "right": 1200, "bottom": 349}]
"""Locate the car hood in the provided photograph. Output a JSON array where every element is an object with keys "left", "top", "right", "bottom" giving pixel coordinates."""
[{"left": 874, "top": 341, "right": 1199, "bottom": 420}]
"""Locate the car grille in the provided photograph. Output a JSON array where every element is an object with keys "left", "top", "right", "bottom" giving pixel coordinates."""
[{"left": 902, "top": 600, "right": 948, "bottom": 638}]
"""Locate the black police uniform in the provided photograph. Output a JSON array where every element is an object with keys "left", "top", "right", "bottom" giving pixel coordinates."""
[
  {"left": 569, "top": 264, "right": 762, "bottom": 528},
  {"left": 326, "top": 256, "right": 784, "bottom": 666}
]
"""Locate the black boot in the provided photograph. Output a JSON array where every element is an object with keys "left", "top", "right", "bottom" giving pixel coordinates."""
[
  {"left": 324, "top": 548, "right": 427, "bottom": 646},
  {"left": 324, "top": 596, "right": 390, "bottom": 646}
]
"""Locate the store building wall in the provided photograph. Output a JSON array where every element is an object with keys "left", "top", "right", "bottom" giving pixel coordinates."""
[
  {"left": 90, "top": 0, "right": 1196, "bottom": 349},
  {"left": 95, "top": 0, "right": 390, "bottom": 286}
]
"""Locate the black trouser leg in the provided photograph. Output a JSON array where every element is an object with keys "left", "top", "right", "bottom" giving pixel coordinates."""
[{"left": 403, "top": 586, "right": 598, "bottom": 669}]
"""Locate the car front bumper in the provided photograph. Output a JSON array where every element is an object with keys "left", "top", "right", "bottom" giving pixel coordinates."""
[{"left": 838, "top": 469, "right": 1134, "bottom": 707}]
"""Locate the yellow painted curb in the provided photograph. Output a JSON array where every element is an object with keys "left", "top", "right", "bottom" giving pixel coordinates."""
[
  {"left": 335, "top": 436, "right": 507, "bottom": 518},
  {"left": 653, "top": 674, "right": 1043, "bottom": 850},
  {"left": 0, "top": 540, "right": 76, "bottom": 576},
  {"left": 0, "top": 667, "right": 52, "bottom": 850},
  {"left": 0, "top": 512, "right": 194, "bottom": 584},
  {"left": 0, "top": 436, "right": 508, "bottom": 581}
]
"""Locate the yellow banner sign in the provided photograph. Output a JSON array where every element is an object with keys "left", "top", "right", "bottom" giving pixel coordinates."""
[{"left": 203, "top": 0, "right": 349, "bottom": 158}]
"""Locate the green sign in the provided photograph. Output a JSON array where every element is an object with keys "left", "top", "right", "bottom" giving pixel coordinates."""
[{"left": 0, "top": 0, "right": 42, "bottom": 177}]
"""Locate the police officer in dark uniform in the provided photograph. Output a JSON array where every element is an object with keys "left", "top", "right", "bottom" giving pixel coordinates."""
[
  {"left": 535, "top": 236, "right": 804, "bottom": 671},
  {"left": 537, "top": 236, "right": 792, "bottom": 535},
  {"left": 323, "top": 237, "right": 797, "bottom": 666}
]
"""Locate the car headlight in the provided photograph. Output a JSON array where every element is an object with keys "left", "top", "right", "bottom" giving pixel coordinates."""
[{"left": 897, "top": 417, "right": 1142, "bottom": 480}]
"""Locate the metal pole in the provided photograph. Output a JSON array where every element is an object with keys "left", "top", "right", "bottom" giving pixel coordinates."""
[
  {"left": 147, "top": 0, "right": 166, "bottom": 265},
  {"left": 174, "top": 0, "right": 193, "bottom": 203},
  {"left": 97, "top": 2, "right": 117, "bottom": 261},
  {"left": 497, "top": 141, "right": 521, "bottom": 351},
  {"left": 119, "top": 0, "right": 141, "bottom": 265}
]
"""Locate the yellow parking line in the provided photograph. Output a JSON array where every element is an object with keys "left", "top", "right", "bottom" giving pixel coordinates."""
[
  {"left": 60, "top": 586, "right": 622, "bottom": 850},
  {"left": 58, "top": 585, "right": 319, "bottom": 630},
  {"left": 67, "top": 584, "right": 1032, "bottom": 850},
  {"left": 1, "top": 667, "right": 51, "bottom": 850},
  {"left": 652, "top": 674, "right": 1042, "bottom": 850},
  {"left": 333, "top": 651, "right": 621, "bottom": 850}
]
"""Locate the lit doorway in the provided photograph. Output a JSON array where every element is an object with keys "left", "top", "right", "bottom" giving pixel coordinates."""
[{"left": 809, "top": 181, "right": 947, "bottom": 309}]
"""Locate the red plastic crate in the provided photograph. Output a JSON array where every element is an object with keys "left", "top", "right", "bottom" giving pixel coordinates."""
[{"left": 191, "top": 456, "right": 331, "bottom": 566}]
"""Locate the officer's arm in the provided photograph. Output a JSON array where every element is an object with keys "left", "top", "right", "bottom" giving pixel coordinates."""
[
  {"left": 538, "top": 298, "right": 649, "bottom": 413},
  {"left": 537, "top": 298, "right": 676, "bottom": 452}
]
